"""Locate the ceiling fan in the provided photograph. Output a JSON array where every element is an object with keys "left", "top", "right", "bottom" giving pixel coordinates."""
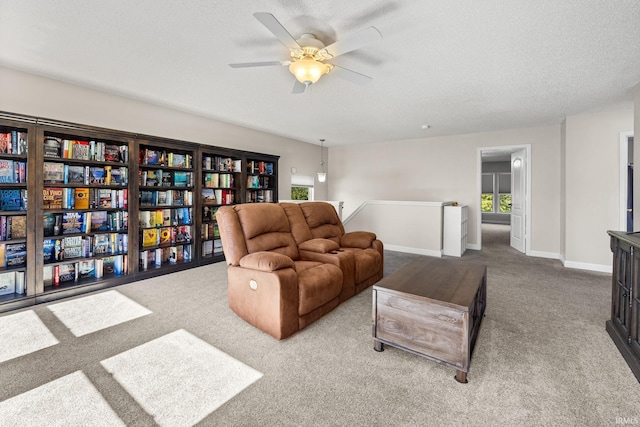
[{"left": 229, "top": 13, "right": 382, "bottom": 94}]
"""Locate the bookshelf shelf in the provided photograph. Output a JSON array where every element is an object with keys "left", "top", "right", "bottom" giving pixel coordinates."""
[{"left": 0, "top": 112, "right": 279, "bottom": 313}]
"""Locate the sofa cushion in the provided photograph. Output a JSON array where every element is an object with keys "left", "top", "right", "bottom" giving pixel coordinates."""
[
  {"left": 281, "top": 203, "right": 314, "bottom": 244},
  {"left": 300, "top": 202, "right": 345, "bottom": 244},
  {"left": 341, "top": 231, "right": 377, "bottom": 249},
  {"left": 235, "top": 204, "right": 300, "bottom": 260},
  {"left": 239, "top": 252, "right": 295, "bottom": 272},
  {"left": 298, "top": 238, "right": 340, "bottom": 253},
  {"left": 296, "top": 263, "right": 343, "bottom": 316}
]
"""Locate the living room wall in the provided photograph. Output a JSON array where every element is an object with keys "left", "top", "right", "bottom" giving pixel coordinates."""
[
  {"left": 562, "top": 109, "right": 633, "bottom": 271},
  {"left": 331, "top": 108, "right": 634, "bottom": 269},
  {"left": 0, "top": 66, "right": 327, "bottom": 201}
]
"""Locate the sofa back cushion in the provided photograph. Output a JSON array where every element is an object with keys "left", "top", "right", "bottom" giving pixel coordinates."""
[
  {"left": 281, "top": 203, "right": 314, "bottom": 245},
  {"left": 299, "top": 202, "right": 345, "bottom": 244},
  {"left": 235, "top": 203, "right": 300, "bottom": 261}
]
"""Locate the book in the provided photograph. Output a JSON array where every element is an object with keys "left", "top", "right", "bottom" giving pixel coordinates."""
[
  {"left": 42, "top": 188, "right": 64, "bottom": 210},
  {"left": 74, "top": 188, "right": 90, "bottom": 209},
  {"left": 43, "top": 162, "right": 65, "bottom": 184},
  {"left": 202, "top": 189, "right": 216, "bottom": 205},
  {"left": 145, "top": 169, "right": 160, "bottom": 187},
  {"left": 159, "top": 227, "right": 172, "bottom": 245},
  {"left": 173, "top": 171, "right": 190, "bottom": 187},
  {"left": 58, "top": 263, "right": 76, "bottom": 283},
  {"left": 110, "top": 167, "right": 126, "bottom": 185},
  {"left": 9, "top": 216, "right": 26, "bottom": 239},
  {"left": 170, "top": 153, "right": 187, "bottom": 168},
  {"left": 43, "top": 137, "right": 62, "bottom": 158},
  {"left": 89, "top": 167, "right": 106, "bottom": 184},
  {"left": 0, "top": 133, "right": 10, "bottom": 154},
  {"left": 204, "top": 172, "right": 219, "bottom": 188},
  {"left": 43, "top": 213, "right": 62, "bottom": 236},
  {"left": 62, "top": 212, "right": 84, "bottom": 234},
  {"left": 93, "top": 234, "right": 111, "bottom": 255},
  {"left": 142, "top": 228, "right": 158, "bottom": 247},
  {"left": 104, "top": 144, "right": 121, "bottom": 162},
  {"left": 161, "top": 171, "right": 172, "bottom": 186},
  {"left": 63, "top": 236, "right": 83, "bottom": 259},
  {"left": 98, "top": 189, "right": 113, "bottom": 208},
  {"left": 66, "top": 165, "right": 86, "bottom": 184},
  {"left": 15, "top": 271, "right": 25, "bottom": 294},
  {"left": 0, "top": 159, "right": 14, "bottom": 183},
  {"left": 175, "top": 225, "right": 191, "bottom": 244},
  {"left": 0, "top": 271, "right": 15, "bottom": 296},
  {"left": 138, "top": 211, "right": 151, "bottom": 229},
  {"left": 71, "top": 140, "right": 90, "bottom": 160},
  {"left": 1, "top": 190, "right": 23, "bottom": 211},
  {"left": 77, "top": 260, "right": 96, "bottom": 279},
  {"left": 5, "top": 242, "right": 26, "bottom": 267},
  {"left": 91, "top": 211, "right": 109, "bottom": 231}
]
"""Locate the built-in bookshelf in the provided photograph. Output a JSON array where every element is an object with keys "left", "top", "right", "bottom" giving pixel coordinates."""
[
  {"left": 0, "top": 120, "right": 30, "bottom": 305},
  {"left": 0, "top": 111, "right": 279, "bottom": 313},
  {"left": 136, "top": 141, "right": 195, "bottom": 273},
  {"left": 38, "top": 127, "right": 132, "bottom": 294},
  {"left": 245, "top": 155, "right": 278, "bottom": 203},
  {"left": 199, "top": 150, "right": 242, "bottom": 260}
]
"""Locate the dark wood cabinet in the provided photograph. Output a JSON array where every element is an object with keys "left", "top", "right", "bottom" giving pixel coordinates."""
[{"left": 607, "top": 230, "right": 640, "bottom": 381}]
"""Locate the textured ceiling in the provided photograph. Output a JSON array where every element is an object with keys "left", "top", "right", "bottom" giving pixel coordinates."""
[{"left": 1, "top": 1, "right": 639, "bottom": 146}]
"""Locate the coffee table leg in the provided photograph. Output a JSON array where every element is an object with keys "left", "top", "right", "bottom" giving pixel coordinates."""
[
  {"left": 455, "top": 370, "right": 468, "bottom": 384},
  {"left": 374, "top": 340, "right": 384, "bottom": 352}
]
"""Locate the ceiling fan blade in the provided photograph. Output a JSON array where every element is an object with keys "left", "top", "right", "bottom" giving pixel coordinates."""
[
  {"left": 320, "top": 26, "right": 382, "bottom": 58},
  {"left": 331, "top": 65, "right": 373, "bottom": 86},
  {"left": 229, "top": 61, "right": 290, "bottom": 68},
  {"left": 292, "top": 80, "right": 308, "bottom": 94},
  {"left": 253, "top": 12, "right": 301, "bottom": 50}
]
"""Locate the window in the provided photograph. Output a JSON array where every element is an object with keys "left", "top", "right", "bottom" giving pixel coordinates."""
[
  {"left": 291, "top": 174, "right": 314, "bottom": 201},
  {"left": 482, "top": 172, "right": 511, "bottom": 214},
  {"left": 291, "top": 186, "right": 310, "bottom": 200}
]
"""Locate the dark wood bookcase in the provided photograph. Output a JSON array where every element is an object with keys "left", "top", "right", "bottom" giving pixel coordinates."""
[
  {"left": 135, "top": 137, "right": 197, "bottom": 278},
  {"left": 34, "top": 122, "right": 135, "bottom": 303},
  {"left": 245, "top": 153, "right": 279, "bottom": 203},
  {"left": 0, "top": 112, "right": 279, "bottom": 313},
  {"left": 198, "top": 147, "right": 243, "bottom": 263},
  {"left": 0, "top": 114, "right": 36, "bottom": 311}
]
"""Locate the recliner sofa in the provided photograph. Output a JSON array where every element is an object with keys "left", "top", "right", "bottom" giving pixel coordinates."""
[{"left": 217, "top": 201, "right": 383, "bottom": 339}]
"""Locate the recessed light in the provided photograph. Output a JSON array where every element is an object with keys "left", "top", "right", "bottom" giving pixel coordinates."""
[{"left": 421, "top": 124, "right": 430, "bottom": 130}]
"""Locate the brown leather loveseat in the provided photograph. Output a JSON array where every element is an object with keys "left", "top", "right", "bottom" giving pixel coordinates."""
[{"left": 217, "top": 202, "right": 383, "bottom": 339}]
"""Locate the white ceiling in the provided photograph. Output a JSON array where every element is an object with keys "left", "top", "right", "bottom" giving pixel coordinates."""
[{"left": 1, "top": 1, "right": 639, "bottom": 147}]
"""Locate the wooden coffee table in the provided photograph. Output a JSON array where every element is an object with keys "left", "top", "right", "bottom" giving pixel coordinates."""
[{"left": 372, "top": 257, "right": 487, "bottom": 383}]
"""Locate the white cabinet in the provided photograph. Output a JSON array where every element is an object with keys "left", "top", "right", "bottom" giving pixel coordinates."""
[{"left": 443, "top": 205, "right": 468, "bottom": 257}]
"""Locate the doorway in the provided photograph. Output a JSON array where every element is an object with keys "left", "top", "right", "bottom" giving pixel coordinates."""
[
  {"left": 477, "top": 145, "right": 531, "bottom": 253},
  {"left": 620, "top": 132, "right": 634, "bottom": 231}
]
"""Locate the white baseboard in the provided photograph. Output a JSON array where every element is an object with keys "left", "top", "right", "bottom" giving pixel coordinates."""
[
  {"left": 467, "top": 243, "right": 481, "bottom": 251},
  {"left": 385, "top": 245, "right": 442, "bottom": 258},
  {"left": 528, "top": 250, "right": 560, "bottom": 260},
  {"left": 562, "top": 260, "right": 612, "bottom": 274}
]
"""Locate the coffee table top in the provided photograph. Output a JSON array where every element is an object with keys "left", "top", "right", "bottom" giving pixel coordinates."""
[{"left": 373, "top": 257, "right": 486, "bottom": 308}]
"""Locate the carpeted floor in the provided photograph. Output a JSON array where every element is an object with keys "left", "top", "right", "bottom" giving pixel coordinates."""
[{"left": 0, "top": 224, "right": 638, "bottom": 426}]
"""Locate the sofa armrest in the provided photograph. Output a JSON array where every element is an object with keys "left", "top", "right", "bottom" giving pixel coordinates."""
[
  {"left": 298, "top": 238, "right": 340, "bottom": 254},
  {"left": 341, "top": 231, "right": 377, "bottom": 249},
  {"left": 239, "top": 251, "right": 295, "bottom": 272}
]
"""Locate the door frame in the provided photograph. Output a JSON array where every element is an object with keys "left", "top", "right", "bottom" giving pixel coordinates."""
[
  {"left": 476, "top": 144, "right": 532, "bottom": 253},
  {"left": 620, "top": 131, "right": 634, "bottom": 231}
]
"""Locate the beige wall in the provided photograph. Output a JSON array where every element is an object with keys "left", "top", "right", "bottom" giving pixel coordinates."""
[
  {"left": 329, "top": 125, "right": 561, "bottom": 255},
  {"left": 562, "top": 109, "right": 633, "bottom": 269},
  {"left": 0, "top": 66, "right": 327, "bottom": 200}
]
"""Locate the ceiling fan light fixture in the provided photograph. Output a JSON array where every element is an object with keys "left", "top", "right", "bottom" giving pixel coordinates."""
[{"left": 289, "top": 55, "right": 331, "bottom": 85}]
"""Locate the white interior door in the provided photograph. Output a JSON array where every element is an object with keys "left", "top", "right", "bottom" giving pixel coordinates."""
[{"left": 510, "top": 149, "right": 526, "bottom": 253}]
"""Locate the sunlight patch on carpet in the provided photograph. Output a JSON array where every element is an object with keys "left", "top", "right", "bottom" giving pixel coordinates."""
[
  {"left": 101, "top": 329, "right": 263, "bottom": 427},
  {"left": 0, "top": 371, "right": 125, "bottom": 426},
  {"left": 0, "top": 310, "right": 59, "bottom": 363},
  {"left": 48, "top": 290, "right": 152, "bottom": 337}
]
